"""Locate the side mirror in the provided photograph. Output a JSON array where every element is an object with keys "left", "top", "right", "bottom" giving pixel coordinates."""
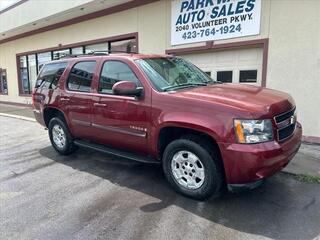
[{"left": 112, "top": 81, "right": 143, "bottom": 97}]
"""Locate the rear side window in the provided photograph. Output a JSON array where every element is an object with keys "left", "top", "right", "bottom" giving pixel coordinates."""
[
  {"left": 99, "top": 60, "right": 140, "bottom": 94},
  {"left": 36, "top": 62, "right": 67, "bottom": 89},
  {"left": 67, "top": 61, "right": 96, "bottom": 92}
]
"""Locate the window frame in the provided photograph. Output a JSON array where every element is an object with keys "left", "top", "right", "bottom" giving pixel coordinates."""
[
  {"left": 16, "top": 33, "right": 138, "bottom": 96},
  {"left": 98, "top": 60, "right": 142, "bottom": 95},
  {"left": 0, "top": 68, "right": 8, "bottom": 95},
  {"left": 66, "top": 60, "right": 97, "bottom": 93}
]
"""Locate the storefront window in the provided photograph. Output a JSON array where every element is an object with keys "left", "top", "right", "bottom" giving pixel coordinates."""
[
  {"left": 53, "top": 49, "right": 70, "bottom": 60},
  {"left": 71, "top": 47, "right": 84, "bottom": 55},
  {"left": 110, "top": 39, "right": 137, "bottom": 53},
  {"left": 85, "top": 43, "right": 108, "bottom": 54},
  {"left": 17, "top": 36, "right": 137, "bottom": 94},
  {"left": 0, "top": 69, "right": 8, "bottom": 94},
  {"left": 19, "top": 56, "right": 29, "bottom": 94},
  {"left": 38, "top": 52, "right": 52, "bottom": 72},
  {"left": 28, "top": 54, "right": 37, "bottom": 90}
]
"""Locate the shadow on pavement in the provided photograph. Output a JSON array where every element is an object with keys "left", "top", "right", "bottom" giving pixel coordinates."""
[{"left": 40, "top": 146, "right": 320, "bottom": 240}]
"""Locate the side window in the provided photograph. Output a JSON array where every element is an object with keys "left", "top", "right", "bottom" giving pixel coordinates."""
[
  {"left": 36, "top": 62, "right": 67, "bottom": 89},
  {"left": 99, "top": 61, "right": 140, "bottom": 94},
  {"left": 67, "top": 61, "right": 96, "bottom": 92}
]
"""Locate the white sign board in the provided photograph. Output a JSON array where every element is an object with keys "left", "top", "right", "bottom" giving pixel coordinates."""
[{"left": 171, "top": 0, "right": 262, "bottom": 45}]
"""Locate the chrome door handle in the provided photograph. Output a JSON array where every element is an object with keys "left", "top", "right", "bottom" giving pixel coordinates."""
[
  {"left": 60, "top": 97, "right": 70, "bottom": 101},
  {"left": 93, "top": 103, "right": 107, "bottom": 107}
]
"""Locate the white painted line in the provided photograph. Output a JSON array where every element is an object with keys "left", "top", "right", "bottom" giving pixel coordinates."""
[{"left": 0, "top": 113, "right": 36, "bottom": 122}]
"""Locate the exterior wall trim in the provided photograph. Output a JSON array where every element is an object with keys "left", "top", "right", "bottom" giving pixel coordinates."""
[
  {"left": 166, "top": 38, "right": 269, "bottom": 87},
  {"left": 0, "top": 0, "right": 158, "bottom": 44},
  {"left": 15, "top": 32, "right": 139, "bottom": 96},
  {"left": 0, "top": 0, "right": 28, "bottom": 15}
]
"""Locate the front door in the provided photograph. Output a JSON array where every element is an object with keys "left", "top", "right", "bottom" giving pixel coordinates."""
[{"left": 92, "top": 60, "right": 150, "bottom": 155}]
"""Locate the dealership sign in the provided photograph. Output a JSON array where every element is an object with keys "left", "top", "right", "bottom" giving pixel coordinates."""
[{"left": 171, "top": 0, "right": 262, "bottom": 45}]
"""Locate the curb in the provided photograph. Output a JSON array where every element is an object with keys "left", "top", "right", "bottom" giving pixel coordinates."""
[{"left": 0, "top": 113, "right": 36, "bottom": 122}]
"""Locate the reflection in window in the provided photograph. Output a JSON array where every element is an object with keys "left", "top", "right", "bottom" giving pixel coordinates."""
[
  {"left": 38, "top": 52, "right": 52, "bottom": 72},
  {"left": 36, "top": 62, "right": 67, "bottom": 89},
  {"left": 19, "top": 56, "right": 29, "bottom": 94},
  {"left": 85, "top": 43, "right": 108, "bottom": 54},
  {"left": 110, "top": 39, "right": 137, "bottom": 53},
  {"left": 217, "top": 71, "right": 233, "bottom": 83},
  {"left": 0, "top": 70, "right": 8, "bottom": 94},
  {"left": 28, "top": 54, "right": 37, "bottom": 89},
  {"left": 99, "top": 61, "right": 140, "bottom": 94},
  {"left": 67, "top": 61, "right": 96, "bottom": 92},
  {"left": 239, "top": 70, "right": 257, "bottom": 83},
  {"left": 53, "top": 49, "right": 70, "bottom": 60},
  {"left": 71, "top": 47, "right": 84, "bottom": 55}
]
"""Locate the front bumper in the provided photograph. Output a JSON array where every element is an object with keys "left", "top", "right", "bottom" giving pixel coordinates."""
[{"left": 218, "top": 122, "right": 302, "bottom": 185}]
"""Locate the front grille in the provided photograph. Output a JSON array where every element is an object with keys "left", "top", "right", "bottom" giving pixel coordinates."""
[
  {"left": 274, "top": 107, "right": 295, "bottom": 123},
  {"left": 278, "top": 124, "right": 295, "bottom": 141},
  {"left": 274, "top": 107, "right": 296, "bottom": 142}
]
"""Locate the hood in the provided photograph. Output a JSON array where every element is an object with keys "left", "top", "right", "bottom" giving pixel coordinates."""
[{"left": 169, "top": 83, "right": 295, "bottom": 117}]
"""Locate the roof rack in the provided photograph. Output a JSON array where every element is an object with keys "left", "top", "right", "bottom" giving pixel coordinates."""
[{"left": 60, "top": 50, "right": 138, "bottom": 59}]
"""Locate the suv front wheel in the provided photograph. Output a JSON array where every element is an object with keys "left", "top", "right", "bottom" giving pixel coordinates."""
[
  {"left": 162, "top": 138, "right": 223, "bottom": 200},
  {"left": 48, "top": 117, "right": 77, "bottom": 155}
]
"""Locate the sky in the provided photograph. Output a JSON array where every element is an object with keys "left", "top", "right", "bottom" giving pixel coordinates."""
[{"left": 0, "top": 0, "right": 21, "bottom": 11}]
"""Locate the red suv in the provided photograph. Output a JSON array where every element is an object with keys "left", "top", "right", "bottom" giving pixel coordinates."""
[{"left": 33, "top": 53, "right": 302, "bottom": 199}]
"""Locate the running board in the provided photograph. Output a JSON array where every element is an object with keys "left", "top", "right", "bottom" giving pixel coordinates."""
[{"left": 74, "top": 140, "right": 160, "bottom": 164}]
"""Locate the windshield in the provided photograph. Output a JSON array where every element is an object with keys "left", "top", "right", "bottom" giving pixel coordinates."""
[{"left": 136, "top": 57, "right": 217, "bottom": 92}]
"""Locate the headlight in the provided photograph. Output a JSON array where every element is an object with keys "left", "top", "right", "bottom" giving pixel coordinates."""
[{"left": 234, "top": 119, "right": 273, "bottom": 143}]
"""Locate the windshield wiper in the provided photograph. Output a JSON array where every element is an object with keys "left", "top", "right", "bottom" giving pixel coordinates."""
[{"left": 162, "top": 83, "right": 207, "bottom": 91}]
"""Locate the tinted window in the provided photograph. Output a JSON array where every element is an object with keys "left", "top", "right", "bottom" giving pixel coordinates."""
[
  {"left": 68, "top": 61, "right": 96, "bottom": 92},
  {"left": 239, "top": 70, "right": 257, "bottom": 83},
  {"left": 217, "top": 71, "right": 233, "bottom": 83},
  {"left": 99, "top": 61, "right": 140, "bottom": 94},
  {"left": 36, "top": 62, "right": 67, "bottom": 89}
]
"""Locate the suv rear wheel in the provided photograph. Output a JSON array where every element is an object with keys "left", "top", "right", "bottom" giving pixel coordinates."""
[
  {"left": 162, "top": 138, "right": 223, "bottom": 200},
  {"left": 48, "top": 117, "right": 77, "bottom": 155}
]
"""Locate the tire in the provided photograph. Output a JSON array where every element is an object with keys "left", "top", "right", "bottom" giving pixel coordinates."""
[
  {"left": 162, "top": 138, "right": 223, "bottom": 200},
  {"left": 48, "top": 117, "right": 77, "bottom": 155}
]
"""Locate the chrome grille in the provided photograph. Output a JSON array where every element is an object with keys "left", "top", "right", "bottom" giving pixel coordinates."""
[{"left": 274, "top": 107, "right": 296, "bottom": 142}]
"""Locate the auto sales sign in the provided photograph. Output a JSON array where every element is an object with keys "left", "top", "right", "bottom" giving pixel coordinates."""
[{"left": 171, "top": 0, "right": 262, "bottom": 45}]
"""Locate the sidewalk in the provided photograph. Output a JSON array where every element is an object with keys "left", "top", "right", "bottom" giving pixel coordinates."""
[
  {"left": 1, "top": 103, "right": 319, "bottom": 177},
  {"left": 0, "top": 103, "right": 34, "bottom": 119}
]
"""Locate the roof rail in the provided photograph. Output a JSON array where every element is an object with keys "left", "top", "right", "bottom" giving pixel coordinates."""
[{"left": 60, "top": 50, "right": 138, "bottom": 59}]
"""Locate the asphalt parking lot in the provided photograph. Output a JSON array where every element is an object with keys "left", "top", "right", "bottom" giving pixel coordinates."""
[{"left": 1, "top": 116, "right": 320, "bottom": 240}]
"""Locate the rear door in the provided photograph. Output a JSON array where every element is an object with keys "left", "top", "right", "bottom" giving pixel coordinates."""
[
  {"left": 62, "top": 60, "right": 97, "bottom": 139},
  {"left": 33, "top": 62, "right": 68, "bottom": 123},
  {"left": 91, "top": 59, "right": 151, "bottom": 155}
]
